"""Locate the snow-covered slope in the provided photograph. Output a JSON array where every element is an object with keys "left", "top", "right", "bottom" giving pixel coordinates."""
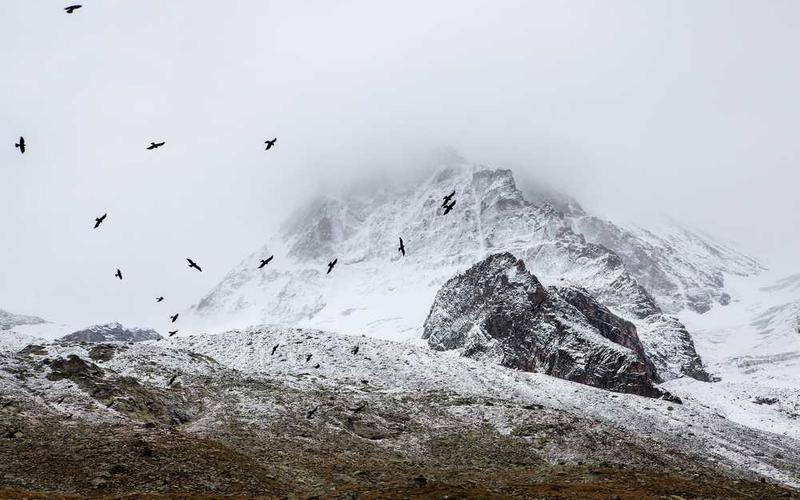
[
  {"left": 169, "top": 327, "right": 799, "bottom": 487},
  {"left": 572, "top": 217, "right": 763, "bottom": 314},
  {"left": 663, "top": 272, "right": 800, "bottom": 440},
  {"left": 187, "top": 163, "right": 757, "bottom": 383}
]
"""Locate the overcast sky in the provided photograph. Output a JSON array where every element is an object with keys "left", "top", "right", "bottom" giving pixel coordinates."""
[{"left": 2, "top": 1, "right": 799, "bottom": 330}]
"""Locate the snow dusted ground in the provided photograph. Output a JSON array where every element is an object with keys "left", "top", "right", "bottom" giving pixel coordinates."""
[
  {"left": 164, "top": 326, "right": 800, "bottom": 487},
  {"left": 666, "top": 272, "right": 800, "bottom": 440}
]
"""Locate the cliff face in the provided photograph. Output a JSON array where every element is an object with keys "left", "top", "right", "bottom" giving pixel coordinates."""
[{"left": 423, "top": 253, "right": 677, "bottom": 400}]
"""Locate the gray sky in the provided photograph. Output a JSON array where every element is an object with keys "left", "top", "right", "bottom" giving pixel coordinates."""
[{"left": 2, "top": 1, "right": 799, "bottom": 330}]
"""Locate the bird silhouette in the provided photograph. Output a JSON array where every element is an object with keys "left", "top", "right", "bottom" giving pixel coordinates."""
[
  {"left": 258, "top": 255, "right": 274, "bottom": 269},
  {"left": 146, "top": 141, "right": 165, "bottom": 150},
  {"left": 93, "top": 213, "right": 107, "bottom": 229},
  {"left": 170, "top": 313, "right": 179, "bottom": 323},
  {"left": 351, "top": 345, "right": 359, "bottom": 355},
  {"left": 442, "top": 191, "right": 455, "bottom": 208},
  {"left": 115, "top": 269, "right": 123, "bottom": 280},
  {"left": 306, "top": 354, "right": 313, "bottom": 362},
  {"left": 327, "top": 259, "right": 337, "bottom": 274},
  {"left": 14, "top": 136, "right": 25, "bottom": 154},
  {"left": 64, "top": 5, "right": 82, "bottom": 14},
  {"left": 167, "top": 374, "right": 178, "bottom": 387},
  {"left": 186, "top": 258, "right": 202, "bottom": 272},
  {"left": 271, "top": 344, "right": 279, "bottom": 355},
  {"left": 398, "top": 237, "right": 405, "bottom": 257},
  {"left": 168, "top": 330, "right": 178, "bottom": 337},
  {"left": 264, "top": 138, "right": 277, "bottom": 151},
  {"left": 306, "top": 405, "right": 320, "bottom": 419},
  {"left": 156, "top": 296, "right": 164, "bottom": 302},
  {"left": 443, "top": 199, "right": 456, "bottom": 215}
]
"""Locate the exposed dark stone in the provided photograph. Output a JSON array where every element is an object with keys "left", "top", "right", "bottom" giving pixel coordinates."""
[{"left": 423, "top": 253, "right": 678, "bottom": 401}]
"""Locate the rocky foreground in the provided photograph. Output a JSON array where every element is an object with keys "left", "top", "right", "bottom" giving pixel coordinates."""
[{"left": 1, "top": 328, "right": 799, "bottom": 499}]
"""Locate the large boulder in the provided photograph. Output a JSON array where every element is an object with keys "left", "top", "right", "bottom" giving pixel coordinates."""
[{"left": 423, "top": 252, "right": 676, "bottom": 400}]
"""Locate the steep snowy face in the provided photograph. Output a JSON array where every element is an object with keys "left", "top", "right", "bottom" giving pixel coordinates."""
[
  {"left": 188, "top": 163, "right": 755, "bottom": 381},
  {"left": 571, "top": 217, "right": 763, "bottom": 314},
  {"left": 61, "top": 322, "right": 162, "bottom": 343},
  {"left": 422, "top": 253, "right": 672, "bottom": 400},
  {"left": 0, "top": 308, "right": 47, "bottom": 330},
  {"left": 190, "top": 165, "right": 659, "bottom": 331}
]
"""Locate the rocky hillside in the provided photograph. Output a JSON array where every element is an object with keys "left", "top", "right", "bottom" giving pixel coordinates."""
[
  {"left": 422, "top": 253, "right": 670, "bottom": 399},
  {"left": 61, "top": 322, "right": 162, "bottom": 343},
  {"left": 0, "top": 327, "right": 797, "bottom": 498}
]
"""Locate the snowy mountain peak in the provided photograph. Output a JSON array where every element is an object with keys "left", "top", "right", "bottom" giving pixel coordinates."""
[{"left": 188, "top": 162, "right": 760, "bottom": 377}]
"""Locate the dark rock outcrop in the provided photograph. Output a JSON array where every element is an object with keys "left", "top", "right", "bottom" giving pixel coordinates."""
[
  {"left": 423, "top": 253, "right": 676, "bottom": 401},
  {"left": 61, "top": 322, "right": 161, "bottom": 343}
]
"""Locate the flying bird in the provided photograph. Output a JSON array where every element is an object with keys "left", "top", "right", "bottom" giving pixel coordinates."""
[
  {"left": 443, "top": 200, "right": 456, "bottom": 215},
  {"left": 271, "top": 344, "right": 279, "bottom": 355},
  {"left": 146, "top": 141, "right": 165, "bottom": 150},
  {"left": 327, "top": 259, "right": 337, "bottom": 275},
  {"left": 306, "top": 405, "right": 320, "bottom": 419},
  {"left": 442, "top": 191, "right": 455, "bottom": 208},
  {"left": 115, "top": 269, "right": 123, "bottom": 280},
  {"left": 306, "top": 354, "right": 313, "bottom": 362},
  {"left": 258, "top": 255, "right": 274, "bottom": 269},
  {"left": 14, "top": 136, "right": 25, "bottom": 154},
  {"left": 351, "top": 345, "right": 359, "bottom": 355},
  {"left": 398, "top": 237, "right": 405, "bottom": 257},
  {"left": 186, "top": 258, "right": 202, "bottom": 272},
  {"left": 167, "top": 374, "right": 178, "bottom": 387},
  {"left": 170, "top": 313, "right": 179, "bottom": 323},
  {"left": 264, "top": 138, "right": 277, "bottom": 151},
  {"left": 64, "top": 5, "right": 82, "bottom": 14},
  {"left": 156, "top": 296, "right": 164, "bottom": 302},
  {"left": 93, "top": 213, "right": 107, "bottom": 229},
  {"left": 168, "top": 330, "right": 178, "bottom": 337}
]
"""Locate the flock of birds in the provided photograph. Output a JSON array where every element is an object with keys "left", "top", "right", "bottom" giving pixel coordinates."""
[
  {"left": 12, "top": 4, "right": 460, "bottom": 339},
  {"left": 14, "top": 135, "right": 459, "bottom": 338}
]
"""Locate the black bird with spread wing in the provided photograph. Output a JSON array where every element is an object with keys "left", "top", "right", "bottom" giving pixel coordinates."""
[
  {"left": 186, "top": 258, "right": 202, "bottom": 272},
  {"left": 115, "top": 269, "right": 123, "bottom": 280},
  {"left": 64, "top": 5, "right": 82, "bottom": 14},
  {"left": 327, "top": 258, "right": 337, "bottom": 274},
  {"left": 271, "top": 344, "right": 279, "bottom": 355},
  {"left": 156, "top": 296, "right": 164, "bottom": 302},
  {"left": 93, "top": 213, "right": 107, "bottom": 229},
  {"left": 443, "top": 199, "right": 456, "bottom": 215},
  {"left": 14, "top": 136, "right": 25, "bottom": 154},
  {"left": 170, "top": 313, "right": 179, "bottom": 323},
  {"left": 258, "top": 255, "right": 274, "bottom": 269},
  {"left": 146, "top": 141, "right": 165, "bottom": 150},
  {"left": 398, "top": 237, "right": 405, "bottom": 257},
  {"left": 264, "top": 138, "right": 277, "bottom": 151},
  {"left": 168, "top": 330, "right": 178, "bottom": 337},
  {"left": 442, "top": 191, "right": 455, "bottom": 208}
]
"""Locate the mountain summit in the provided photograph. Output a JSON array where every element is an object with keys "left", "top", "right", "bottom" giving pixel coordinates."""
[{"left": 189, "top": 162, "right": 759, "bottom": 380}]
